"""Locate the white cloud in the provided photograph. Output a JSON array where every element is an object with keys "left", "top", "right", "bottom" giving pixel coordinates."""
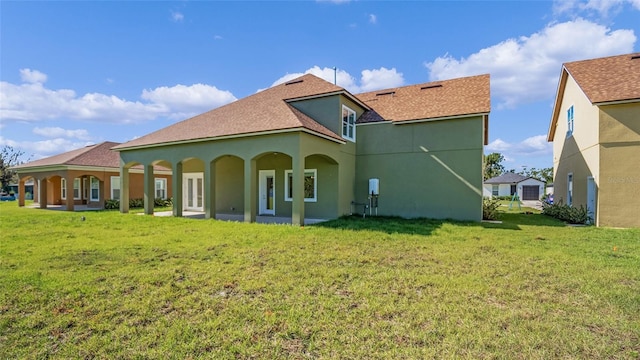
[
  {"left": 19, "top": 69, "right": 47, "bottom": 84},
  {"left": 554, "top": 0, "right": 640, "bottom": 16},
  {"left": 0, "top": 69, "right": 237, "bottom": 125},
  {"left": 171, "top": 11, "right": 184, "bottom": 22},
  {"left": 359, "top": 67, "right": 404, "bottom": 92},
  {"left": 487, "top": 135, "right": 552, "bottom": 156},
  {"left": 425, "top": 19, "right": 636, "bottom": 108},
  {"left": 266, "top": 66, "right": 404, "bottom": 93},
  {"left": 369, "top": 14, "right": 377, "bottom": 24},
  {"left": 141, "top": 83, "right": 237, "bottom": 119},
  {"left": 32, "top": 127, "right": 92, "bottom": 141},
  {"left": 0, "top": 136, "right": 92, "bottom": 160},
  {"left": 214, "top": 35, "right": 223, "bottom": 40}
]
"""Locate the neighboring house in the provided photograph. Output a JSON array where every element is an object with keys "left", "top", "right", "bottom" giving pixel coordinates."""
[
  {"left": 13, "top": 142, "right": 172, "bottom": 211},
  {"left": 483, "top": 173, "right": 546, "bottom": 200},
  {"left": 113, "top": 73, "right": 490, "bottom": 225},
  {"left": 547, "top": 53, "right": 640, "bottom": 228},
  {"left": 8, "top": 178, "right": 34, "bottom": 198}
]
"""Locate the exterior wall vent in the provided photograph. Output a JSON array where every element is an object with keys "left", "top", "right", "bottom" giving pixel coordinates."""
[
  {"left": 285, "top": 79, "right": 304, "bottom": 85},
  {"left": 421, "top": 84, "right": 443, "bottom": 90}
]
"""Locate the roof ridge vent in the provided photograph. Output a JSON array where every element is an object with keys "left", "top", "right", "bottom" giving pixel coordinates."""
[
  {"left": 631, "top": 54, "right": 640, "bottom": 60},
  {"left": 285, "top": 79, "right": 304, "bottom": 86},
  {"left": 421, "top": 84, "right": 443, "bottom": 90},
  {"left": 376, "top": 91, "right": 395, "bottom": 96}
]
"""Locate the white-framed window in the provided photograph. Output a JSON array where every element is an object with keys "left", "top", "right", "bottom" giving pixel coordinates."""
[
  {"left": 566, "top": 105, "right": 574, "bottom": 138},
  {"left": 155, "top": 178, "right": 167, "bottom": 199},
  {"left": 111, "top": 176, "right": 121, "bottom": 200},
  {"left": 61, "top": 178, "right": 67, "bottom": 200},
  {"left": 342, "top": 105, "right": 356, "bottom": 141},
  {"left": 73, "top": 178, "right": 81, "bottom": 200},
  {"left": 492, "top": 185, "right": 499, "bottom": 197},
  {"left": 90, "top": 177, "right": 99, "bottom": 201},
  {"left": 284, "top": 169, "right": 317, "bottom": 202},
  {"left": 567, "top": 173, "right": 573, "bottom": 206}
]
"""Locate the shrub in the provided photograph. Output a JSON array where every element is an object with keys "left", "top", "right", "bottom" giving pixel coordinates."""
[
  {"left": 105, "top": 199, "right": 120, "bottom": 210},
  {"left": 129, "top": 198, "right": 144, "bottom": 208},
  {"left": 542, "top": 201, "right": 591, "bottom": 224},
  {"left": 483, "top": 197, "right": 502, "bottom": 221},
  {"left": 154, "top": 197, "right": 172, "bottom": 207}
]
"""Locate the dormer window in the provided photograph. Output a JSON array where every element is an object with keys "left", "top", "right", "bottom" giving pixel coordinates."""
[{"left": 342, "top": 105, "right": 356, "bottom": 142}]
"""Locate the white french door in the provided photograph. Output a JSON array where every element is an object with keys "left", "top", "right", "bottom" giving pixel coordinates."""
[
  {"left": 183, "top": 173, "right": 204, "bottom": 211},
  {"left": 259, "top": 170, "right": 275, "bottom": 215}
]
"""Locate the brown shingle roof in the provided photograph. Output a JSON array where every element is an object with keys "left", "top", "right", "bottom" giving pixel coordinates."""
[
  {"left": 355, "top": 74, "right": 491, "bottom": 122},
  {"left": 564, "top": 53, "right": 640, "bottom": 104},
  {"left": 113, "top": 74, "right": 346, "bottom": 150},
  {"left": 548, "top": 52, "right": 640, "bottom": 141},
  {"left": 14, "top": 142, "right": 122, "bottom": 169}
]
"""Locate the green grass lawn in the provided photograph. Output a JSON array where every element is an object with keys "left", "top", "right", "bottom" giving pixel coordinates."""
[{"left": 1, "top": 202, "right": 639, "bottom": 359}]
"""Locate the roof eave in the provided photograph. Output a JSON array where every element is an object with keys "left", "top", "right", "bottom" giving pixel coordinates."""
[
  {"left": 391, "top": 112, "right": 490, "bottom": 125},
  {"left": 593, "top": 98, "right": 640, "bottom": 106},
  {"left": 114, "top": 127, "right": 345, "bottom": 152},
  {"left": 548, "top": 67, "right": 569, "bottom": 142},
  {"left": 286, "top": 90, "right": 371, "bottom": 111}
]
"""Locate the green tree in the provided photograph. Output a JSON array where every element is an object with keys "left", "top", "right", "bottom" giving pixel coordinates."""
[
  {"left": 483, "top": 152, "right": 505, "bottom": 180},
  {"left": 0, "top": 146, "right": 26, "bottom": 192},
  {"left": 520, "top": 167, "right": 553, "bottom": 184}
]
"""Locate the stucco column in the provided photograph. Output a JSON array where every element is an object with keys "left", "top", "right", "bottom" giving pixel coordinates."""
[
  {"left": 291, "top": 153, "right": 305, "bottom": 226},
  {"left": 65, "top": 174, "right": 75, "bottom": 211},
  {"left": 243, "top": 158, "right": 256, "bottom": 223},
  {"left": 204, "top": 160, "right": 216, "bottom": 220},
  {"left": 172, "top": 162, "right": 183, "bottom": 217},
  {"left": 39, "top": 178, "right": 48, "bottom": 209},
  {"left": 120, "top": 165, "right": 130, "bottom": 213},
  {"left": 33, "top": 179, "right": 39, "bottom": 203},
  {"left": 143, "top": 164, "right": 155, "bottom": 215},
  {"left": 18, "top": 177, "right": 26, "bottom": 207}
]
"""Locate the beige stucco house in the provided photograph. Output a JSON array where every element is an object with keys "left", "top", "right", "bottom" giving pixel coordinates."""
[
  {"left": 112, "top": 74, "right": 490, "bottom": 225},
  {"left": 13, "top": 142, "right": 172, "bottom": 211},
  {"left": 547, "top": 53, "right": 640, "bottom": 228}
]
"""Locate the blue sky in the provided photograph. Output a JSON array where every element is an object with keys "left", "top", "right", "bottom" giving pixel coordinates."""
[{"left": 1, "top": 0, "right": 639, "bottom": 171}]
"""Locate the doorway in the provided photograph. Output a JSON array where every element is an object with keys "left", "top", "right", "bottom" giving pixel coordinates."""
[
  {"left": 184, "top": 173, "right": 204, "bottom": 211},
  {"left": 259, "top": 170, "right": 275, "bottom": 215}
]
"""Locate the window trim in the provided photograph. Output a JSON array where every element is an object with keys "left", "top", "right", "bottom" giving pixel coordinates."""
[
  {"left": 90, "top": 176, "right": 100, "bottom": 202},
  {"left": 567, "top": 173, "right": 573, "bottom": 207},
  {"left": 491, "top": 184, "right": 499, "bottom": 197},
  {"left": 284, "top": 169, "right": 317, "bottom": 203},
  {"left": 111, "top": 176, "right": 121, "bottom": 200},
  {"left": 155, "top": 178, "right": 167, "bottom": 200},
  {"left": 566, "top": 105, "right": 574, "bottom": 138},
  {"left": 73, "top": 178, "right": 81, "bottom": 200},
  {"left": 61, "top": 178, "right": 67, "bottom": 200},
  {"left": 342, "top": 105, "right": 356, "bottom": 142}
]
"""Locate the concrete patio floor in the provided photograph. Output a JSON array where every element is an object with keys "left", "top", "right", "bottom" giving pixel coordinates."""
[{"left": 26, "top": 204, "right": 327, "bottom": 225}]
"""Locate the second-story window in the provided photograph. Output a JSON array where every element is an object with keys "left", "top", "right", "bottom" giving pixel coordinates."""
[
  {"left": 342, "top": 105, "right": 356, "bottom": 142},
  {"left": 566, "top": 105, "right": 574, "bottom": 138}
]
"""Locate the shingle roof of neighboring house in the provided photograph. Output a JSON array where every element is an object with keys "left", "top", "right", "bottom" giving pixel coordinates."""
[
  {"left": 485, "top": 172, "right": 530, "bottom": 184},
  {"left": 564, "top": 53, "right": 640, "bottom": 104},
  {"left": 113, "top": 74, "right": 349, "bottom": 150},
  {"left": 13, "top": 142, "right": 168, "bottom": 172},
  {"left": 548, "top": 52, "right": 640, "bottom": 141},
  {"left": 14, "top": 142, "right": 122, "bottom": 170},
  {"left": 355, "top": 74, "right": 491, "bottom": 123}
]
